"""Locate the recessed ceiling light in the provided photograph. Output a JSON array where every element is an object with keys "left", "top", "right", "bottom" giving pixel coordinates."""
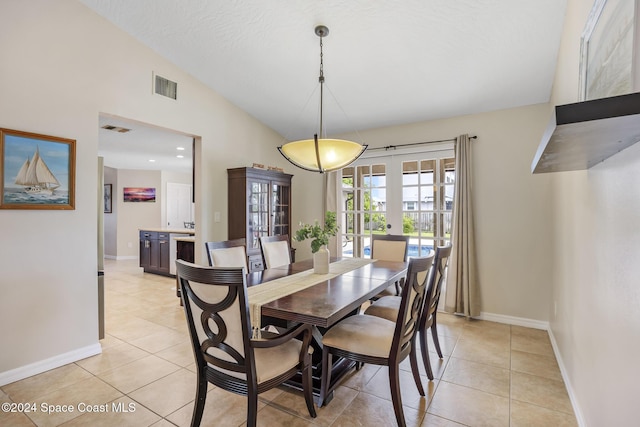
[
  {"left": 149, "top": 159, "right": 156, "bottom": 163},
  {"left": 176, "top": 155, "right": 184, "bottom": 159},
  {"left": 176, "top": 146, "right": 185, "bottom": 151}
]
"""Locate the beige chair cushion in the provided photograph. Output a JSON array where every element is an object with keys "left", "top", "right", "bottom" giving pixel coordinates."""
[
  {"left": 322, "top": 315, "right": 396, "bottom": 358},
  {"left": 364, "top": 296, "right": 400, "bottom": 322},
  {"left": 253, "top": 339, "right": 302, "bottom": 383},
  {"left": 372, "top": 240, "right": 407, "bottom": 262},
  {"left": 262, "top": 241, "right": 290, "bottom": 269},
  {"left": 209, "top": 246, "right": 248, "bottom": 271}
]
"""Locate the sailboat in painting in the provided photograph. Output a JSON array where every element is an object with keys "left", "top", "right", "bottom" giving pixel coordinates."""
[{"left": 14, "top": 147, "right": 60, "bottom": 195}]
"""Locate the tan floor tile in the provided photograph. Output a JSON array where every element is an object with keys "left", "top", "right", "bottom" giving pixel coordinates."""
[
  {"left": 257, "top": 385, "right": 285, "bottom": 403},
  {"left": 317, "top": 385, "right": 359, "bottom": 422},
  {"left": 0, "top": 410, "right": 36, "bottom": 427},
  {"left": 340, "top": 363, "right": 380, "bottom": 391},
  {"left": 150, "top": 420, "right": 177, "bottom": 427},
  {"left": 99, "top": 334, "right": 125, "bottom": 349},
  {"left": 420, "top": 413, "right": 466, "bottom": 426},
  {"left": 2, "top": 364, "right": 94, "bottom": 402},
  {"left": 511, "top": 371, "right": 573, "bottom": 414},
  {"left": 441, "top": 357, "right": 510, "bottom": 397},
  {"left": 459, "top": 324, "right": 511, "bottom": 348},
  {"left": 422, "top": 333, "right": 459, "bottom": 357},
  {"left": 451, "top": 337, "right": 511, "bottom": 369},
  {"left": 166, "top": 386, "right": 266, "bottom": 427},
  {"left": 128, "top": 369, "right": 197, "bottom": 417},
  {"left": 98, "top": 354, "right": 181, "bottom": 394},
  {"left": 270, "top": 385, "right": 356, "bottom": 426},
  {"left": 428, "top": 381, "right": 509, "bottom": 427},
  {"left": 256, "top": 404, "right": 314, "bottom": 427},
  {"left": 331, "top": 391, "right": 423, "bottom": 427},
  {"left": 60, "top": 396, "right": 161, "bottom": 426},
  {"left": 26, "top": 377, "right": 123, "bottom": 427},
  {"left": 128, "top": 327, "right": 188, "bottom": 354},
  {"left": 361, "top": 366, "right": 434, "bottom": 412},
  {"left": 511, "top": 331, "right": 554, "bottom": 357},
  {"left": 75, "top": 342, "right": 150, "bottom": 375},
  {"left": 511, "top": 349, "right": 562, "bottom": 381},
  {"left": 399, "top": 351, "right": 449, "bottom": 379},
  {"left": 107, "top": 317, "right": 176, "bottom": 343},
  {"left": 155, "top": 341, "right": 199, "bottom": 367},
  {"left": 510, "top": 399, "right": 578, "bottom": 427}
]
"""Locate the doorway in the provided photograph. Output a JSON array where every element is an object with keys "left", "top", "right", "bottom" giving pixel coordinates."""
[{"left": 339, "top": 149, "right": 455, "bottom": 259}]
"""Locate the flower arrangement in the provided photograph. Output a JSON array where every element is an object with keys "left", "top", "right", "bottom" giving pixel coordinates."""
[{"left": 294, "top": 211, "right": 338, "bottom": 253}]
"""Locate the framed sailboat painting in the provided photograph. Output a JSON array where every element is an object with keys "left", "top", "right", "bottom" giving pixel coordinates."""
[{"left": 0, "top": 128, "right": 76, "bottom": 210}]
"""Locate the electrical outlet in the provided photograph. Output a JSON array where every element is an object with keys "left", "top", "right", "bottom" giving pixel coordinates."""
[
  {"left": 554, "top": 301, "right": 557, "bottom": 318},
  {"left": 127, "top": 242, "right": 133, "bottom": 248},
  {"left": 214, "top": 211, "right": 221, "bottom": 222}
]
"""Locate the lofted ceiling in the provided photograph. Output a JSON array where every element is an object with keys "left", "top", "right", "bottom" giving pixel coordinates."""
[{"left": 83, "top": 0, "right": 568, "bottom": 172}]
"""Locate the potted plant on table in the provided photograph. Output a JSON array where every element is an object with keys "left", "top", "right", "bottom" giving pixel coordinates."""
[{"left": 294, "top": 211, "right": 338, "bottom": 274}]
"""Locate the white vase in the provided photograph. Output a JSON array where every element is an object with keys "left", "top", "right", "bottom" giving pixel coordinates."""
[{"left": 313, "top": 245, "right": 330, "bottom": 274}]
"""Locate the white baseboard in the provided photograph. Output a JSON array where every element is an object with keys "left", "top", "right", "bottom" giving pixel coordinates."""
[
  {"left": 0, "top": 343, "right": 102, "bottom": 387},
  {"left": 478, "top": 311, "right": 549, "bottom": 330},
  {"left": 547, "top": 329, "right": 586, "bottom": 427},
  {"left": 108, "top": 255, "right": 138, "bottom": 260}
]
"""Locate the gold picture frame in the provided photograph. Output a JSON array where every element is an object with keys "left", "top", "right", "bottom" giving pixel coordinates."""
[{"left": 0, "top": 128, "right": 76, "bottom": 210}]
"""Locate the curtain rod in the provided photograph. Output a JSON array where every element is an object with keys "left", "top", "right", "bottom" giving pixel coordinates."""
[{"left": 368, "top": 135, "right": 477, "bottom": 151}]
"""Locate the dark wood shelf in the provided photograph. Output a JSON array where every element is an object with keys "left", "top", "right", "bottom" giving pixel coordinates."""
[{"left": 532, "top": 92, "right": 640, "bottom": 173}]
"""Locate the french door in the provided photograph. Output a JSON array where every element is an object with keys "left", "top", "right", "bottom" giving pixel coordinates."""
[{"left": 339, "top": 149, "right": 455, "bottom": 259}]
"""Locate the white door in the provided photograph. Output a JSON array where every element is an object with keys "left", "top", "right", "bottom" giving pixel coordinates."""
[
  {"left": 339, "top": 148, "right": 455, "bottom": 258},
  {"left": 167, "top": 182, "right": 193, "bottom": 228}
]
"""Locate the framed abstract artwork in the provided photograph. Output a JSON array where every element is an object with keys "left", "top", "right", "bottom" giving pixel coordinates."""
[
  {"left": 579, "top": 0, "right": 639, "bottom": 100},
  {"left": 123, "top": 187, "right": 156, "bottom": 202},
  {"left": 104, "top": 184, "right": 112, "bottom": 213}
]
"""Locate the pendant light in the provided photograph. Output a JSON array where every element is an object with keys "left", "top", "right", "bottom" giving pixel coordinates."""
[{"left": 278, "top": 25, "right": 367, "bottom": 173}]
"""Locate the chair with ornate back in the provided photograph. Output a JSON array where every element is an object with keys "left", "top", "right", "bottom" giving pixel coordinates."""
[
  {"left": 365, "top": 244, "right": 452, "bottom": 379},
  {"left": 176, "top": 260, "right": 316, "bottom": 427},
  {"left": 205, "top": 238, "right": 248, "bottom": 271},
  {"left": 370, "top": 234, "right": 410, "bottom": 298},
  {"left": 319, "top": 254, "right": 434, "bottom": 427},
  {"left": 259, "top": 234, "right": 292, "bottom": 269}
]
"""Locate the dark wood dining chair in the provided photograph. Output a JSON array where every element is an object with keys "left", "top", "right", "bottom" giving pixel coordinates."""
[
  {"left": 370, "top": 234, "right": 410, "bottom": 298},
  {"left": 319, "top": 254, "right": 435, "bottom": 427},
  {"left": 205, "top": 238, "right": 248, "bottom": 271},
  {"left": 259, "top": 234, "right": 292, "bottom": 269},
  {"left": 176, "top": 260, "right": 316, "bottom": 427},
  {"left": 365, "top": 244, "right": 452, "bottom": 379}
]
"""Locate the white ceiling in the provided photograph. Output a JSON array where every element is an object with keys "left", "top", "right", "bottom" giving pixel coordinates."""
[{"left": 84, "top": 0, "right": 568, "bottom": 172}]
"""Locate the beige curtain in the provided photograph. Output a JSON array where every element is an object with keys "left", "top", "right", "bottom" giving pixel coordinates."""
[{"left": 444, "top": 134, "right": 480, "bottom": 317}]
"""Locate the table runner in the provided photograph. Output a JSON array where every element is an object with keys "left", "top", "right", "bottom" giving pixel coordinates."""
[{"left": 248, "top": 258, "right": 374, "bottom": 337}]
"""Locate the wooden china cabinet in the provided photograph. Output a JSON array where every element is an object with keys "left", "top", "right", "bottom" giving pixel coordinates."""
[{"left": 227, "top": 167, "right": 294, "bottom": 272}]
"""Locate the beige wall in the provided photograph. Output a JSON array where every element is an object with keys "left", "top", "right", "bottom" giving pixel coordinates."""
[
  {"left": 547, "top": 0, "right": 640, "bottom": 425},
  {"left": 0, "top": 0, "right": 287, "bottom": 381},
  {"left": 116, "top": 169, "right": 162, "bottom": 258},
  {"left": 319, "top": 104, "right": 555, "bottom": 323},
  {"left": 103, "top": 165, "right": 117, "bottom": 257}
]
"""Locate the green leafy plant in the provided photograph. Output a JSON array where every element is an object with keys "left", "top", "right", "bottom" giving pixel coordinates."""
[{"left": 294, "top": 211, "right": 338, "bottom": 253}]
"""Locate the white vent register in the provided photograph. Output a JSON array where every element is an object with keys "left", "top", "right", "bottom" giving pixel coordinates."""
[{"left": 153, "top": 73, "right": 177, "bottom": 100}]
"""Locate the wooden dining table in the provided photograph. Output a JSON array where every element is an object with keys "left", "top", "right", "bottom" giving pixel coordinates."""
[{"left": 245, "top": 257, "right": 408, "bottom": 403}]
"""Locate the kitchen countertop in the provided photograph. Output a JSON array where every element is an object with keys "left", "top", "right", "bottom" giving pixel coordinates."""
[
  {"left": 139, "top": 228, "right": 195, "bottom": 234},
  {"left": 174, "top": 236, "right": 195, "bottom": 242}
]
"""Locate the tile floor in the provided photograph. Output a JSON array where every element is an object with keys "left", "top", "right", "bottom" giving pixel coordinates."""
[{"left": 1, "top": 259, "right": 578, "bottom": 426}]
